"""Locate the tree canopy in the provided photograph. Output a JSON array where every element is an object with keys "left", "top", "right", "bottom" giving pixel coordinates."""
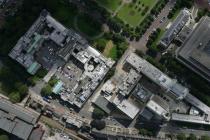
[
  {"left": 177, "top": 133, "right": 187, "bottom": 140},
  {"left": 9, "top": 92, "right": 21, "bottom": 103},
  {"left": 90, "top": 120, "right": 106, "bottom": 130},
  {"left": 41, "top": 84, "right": 52, "bottom": 97},
  {"left": 0, "top": 135, "right": 9, "bottom": 140},
  {"left": 201, "top": 135, "right": 210, "bottom": 140},
  {"left": 187, "top": 134, "right": 197, "bottom": 140},
  {"left": 92, "top": 107, "right": 106, "bottom": 120}
]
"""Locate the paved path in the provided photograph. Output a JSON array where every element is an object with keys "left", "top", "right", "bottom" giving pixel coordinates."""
[
  {"left": 129, "top": 0, "right": 177, "bottom": 53},
  {"left": 112, "top": 1, "right": 125, "bottom": 17},
  {"left": 43, "top": 64, "right": 58, "bottom": 83}
]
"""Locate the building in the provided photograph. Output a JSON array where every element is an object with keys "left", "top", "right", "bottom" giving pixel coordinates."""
[
  {"left": 146, "top": 95, "right": 170, "bottom": 121},
  {"left": 0, "top": 98, "right": 40, "bottom": 140},
  {"left": 118, "top": 69, "right": 142, "bottom": 96},
  {"left": 176, "top": 16, "right": 210, "bottom": 82},
  {"left": 160, "top": 9, "right": 191, "bottom": 47},
  {"left": 97, "top": 80, "right": 141, "bottom": 119},
  {"left": 125, "top": 53, "right": 189, "bottom": 100},
  {"left": 171, "top": 113, "right": 210, "bottom": 125},
  {"left": 9, "top": 10, "right": 114, "bottom": 75},
  {"left": 61, "top": 114, "right": 83, "bottom": 129},
  {"left": 112, "top": 94, "right": 140, "bottom": 119},
  {"left": 29, "top": 125, "right": 45, "bottom": 140},
  {"left": 9, "top": 10, "right": 114, "bottom": 109},
  {"left": 176, "top": 25, "right": 193, "bottom": 43},
  {"left": 46, "top": 133, "right": 74, "bottom": 140},
  {"left": 53, "top": 45, "right": 114, "bottom": 108},
  {"left": 132, "top": 84, "right": 152, "bottom": 104},
  {"left": 172, "top": 93, "right": 210, "bottom": 125},
  {"left": 93, "top": 95, "right": 115, "bottom": 114}
]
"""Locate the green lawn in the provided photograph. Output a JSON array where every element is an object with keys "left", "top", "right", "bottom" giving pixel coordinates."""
[
  {"left": 108, "top": 45, "right": 117, "bottom": 60},
  {"left": 96, "top": 0, "right": 122, "bottom": 12},
  {"left": 102, "top": 41, "right": 117, "bottom": 60},
  {"left": 76, "top": 14, "right": 102, "bottom": 37},
  {"left": 117, "top": 0, "right": 157, "bottom": 27}
]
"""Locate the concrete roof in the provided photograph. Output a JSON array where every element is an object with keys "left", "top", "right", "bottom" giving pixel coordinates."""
[
  {"left": 126, "top": 53, "right": 189, "bottom": 100},
  {"left": 177, "top": 16, "right": 210, "bottom": 82},
  {"left": 146, "top": 96, "right": 170, "bottom": 121},
  {"left": 94, "top": 96, "right": 114, "bottom": 114},
  {"left": 118, "top": 69, "right": 142, "bottom": 96},
  {"left": 171, "top": 113, "right": 210, "bottom": 125},
  {"left": 132, "top": 84, "right": 152, "bottom": 103},
  {"left": 140, "top": 108, "right": 154, "bottom": 120},
  {"left": 113, "top": 94, "right": 140, "bottom": 119}
]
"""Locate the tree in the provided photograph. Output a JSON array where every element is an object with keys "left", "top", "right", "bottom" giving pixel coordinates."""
[
  {"left": 90, "top": 120, "right": 106, "bottom": 130},
  {"left": 41, "top": 84, "right": 52, "bottom": 97},
  {"left": 95, "top": 39, "right": 107, "bottom": 52},
  {"left": 187, "top": 133, "right": 197, "bottom": 140},
  {"left": 116, "top": 42, "right": 127, "bottom": 59},
  {"left": 139, "top": 128, "right": 147, "bottom": 135},
  {"left": 146, "top": 47, "right": 158, "bottom": 58},
  {"left": 135, "top": 50, "right": 144, "bottom": 57},
  {"left": 104, "top": 67, "right": 115, "bottom": 82},
  {"left": 201, "top": 135, "right": 210, "bottom": 140},
  {"left": 48, "top": 76, "right": 58, "bottom": 87},
  {"left": 27, "top": 77, "right": 36, "bottom": 86},
  {"left": 9, "top": 92, "right": 21, "bottom": 103},
  {"left": 177, "top": 133, "right": 187, "bottom": 140},
  {"left": 0, "top": 135, "right": 9, "bottom": 140},
  {"left": 15, "top": 82, "right": 28, "bottom": 97},
  {"left": 92, "top": 107, "right": 106, "bottom": 120},
  {"left": 36, "top": 68, "right": 48, "bottom": 78}
]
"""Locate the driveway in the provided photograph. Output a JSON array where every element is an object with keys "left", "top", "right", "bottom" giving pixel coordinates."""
[{"left": 129, "top": 0, "right": 177, "bottom": 53}]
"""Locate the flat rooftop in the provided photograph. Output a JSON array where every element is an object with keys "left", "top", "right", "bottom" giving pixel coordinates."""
[
  {"left": 185, "top": 93, "right": 210, "bottom": 116},
  {"left": 177, "top": 16, "right": 210, "bottom": 82},
  {"left": 9, "top": 10, "right": 114, "bottom": 75},
  {"left": 9, "top": 10, "right": 114, "bottom": 109},
  {"left": 118, "top": 69, "right": 142, "bottom": 96},
  {"left": 146, "top": 95, "right": 170, "bottom": 121},
  {"left": 125, "top": 53, "right": 189, "bottom": 100},
  {"left": 94, "top": 96, "right": 114, "bottom": 114},
  {"left": 55, "top": 45, "right": 114, "bottom": 108},
  {"left": 113, "top": 94, "right": 140, "bottom": 119},
  {"left": 132, "top": 84, "right": 152, "bottom": 103},
  {"left": 171, "top": 113, "right": 210, "bottom": 125}
]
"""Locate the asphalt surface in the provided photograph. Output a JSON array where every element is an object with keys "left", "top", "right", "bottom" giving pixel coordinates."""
[
  {"left": 129, "top": 0, "right": 177, "bottom": 52},
  {"left": 159, "top": 123, "right": 210, "bottom": 137},
  {"left": 40, "top": 116, "right": 83, "bottom": 140}
]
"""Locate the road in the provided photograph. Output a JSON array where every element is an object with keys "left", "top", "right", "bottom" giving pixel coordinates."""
[
  {"left": 159, "top": 123, "right": 210, "bottom": 137},
  {"left": 129, "top": 0, "right": 177, "bottom": 52},
  {"left": 40, "top": 116, "right": 83, "bottom": 140}
]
